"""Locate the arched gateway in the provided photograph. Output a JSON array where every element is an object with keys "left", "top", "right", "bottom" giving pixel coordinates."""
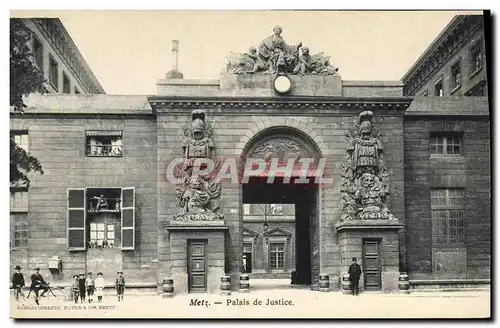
[{"left": 239, "top": 126, "right": 324, "bottom": 288}]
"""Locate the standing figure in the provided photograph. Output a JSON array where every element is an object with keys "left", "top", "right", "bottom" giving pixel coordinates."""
[
  {"left": 12, "top": 265, "right": 25, "bottom": 302},
  {"left": 72, "top": 275, "right": 80, "bottom": 304},
  {"left": 30, "top": 267, "right": 48, "bottom": 305},
  {"left": 115, "top": 271, "right": 125, "bottom": 301},
  {"left": 85, "top": 272, "right": 95, "bottom": 303},
  {"left": 348, "top": 257, "right": 363, "bottom": 296},
  {"left": 94, "top": 272, "right": 105, "bottom": 303},
  {"left": 78, "top": 273, "right": 86, "bottom": 303}
]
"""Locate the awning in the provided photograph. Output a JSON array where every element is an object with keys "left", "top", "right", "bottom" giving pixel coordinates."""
[{"left": 86, "top": 130, "right": 122, "bottom": 137}]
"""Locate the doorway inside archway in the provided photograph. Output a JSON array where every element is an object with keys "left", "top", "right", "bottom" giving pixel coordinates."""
[{"left": 242, "top": 176, "right": 320, "bottom": 289}]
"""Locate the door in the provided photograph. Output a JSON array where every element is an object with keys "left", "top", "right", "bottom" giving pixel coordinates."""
[
  {"left": 243, "top": 242, "right": 253, "bottom": 273},
  {"left": 362, "top": 239, "right": 381, "bottom": 291},
  {"left": 188, "top": 240, "right": 207, "bottom": 293}
]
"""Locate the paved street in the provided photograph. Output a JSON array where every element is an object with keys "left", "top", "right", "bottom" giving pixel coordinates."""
[{"left": 10, "top": 288, "right": 490, "bottom": 319}]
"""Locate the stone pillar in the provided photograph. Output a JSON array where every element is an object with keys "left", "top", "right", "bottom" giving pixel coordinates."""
[{"left": 336, "top": 220, "right": 403, "bottom": 293}]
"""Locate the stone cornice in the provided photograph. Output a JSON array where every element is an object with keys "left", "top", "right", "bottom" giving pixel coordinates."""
[
  {"left": 29, "top": 18, "right": 105, "bottom": 94},
  {"left": 402, "top": 15, "right": 484, "bottom": 96},
  {"left": 148, "top": 96, "right": 412, "bottom": 114}
]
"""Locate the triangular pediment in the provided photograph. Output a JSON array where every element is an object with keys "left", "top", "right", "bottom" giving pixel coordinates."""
[
  {"left": 263, "top": 227, "right": 291, "bottom": 237},
  {"left": 242, "top": 227, "right": 260, "bottom": 237}
]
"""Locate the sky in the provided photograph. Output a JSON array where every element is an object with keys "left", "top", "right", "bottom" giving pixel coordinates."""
[{"left": 11, "top": 10, "right": 483, "bottom": 95}]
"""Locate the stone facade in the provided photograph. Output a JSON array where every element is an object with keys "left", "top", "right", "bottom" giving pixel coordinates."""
[{"left": 10, "top": 14, "right": 491, "bottom": 293}]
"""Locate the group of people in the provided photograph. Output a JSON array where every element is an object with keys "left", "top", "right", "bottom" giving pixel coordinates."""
[
  {"left": 11, "top": 266, "right": 50, "bottom": 305},
  {"left": 72, "top": 271, "right": 126, "bottom": 303},
  {"left": 11, "top": 265, "right": 127, "bottom": 304}
]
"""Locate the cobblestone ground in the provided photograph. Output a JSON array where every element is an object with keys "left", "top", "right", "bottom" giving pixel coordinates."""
[{"left": 10, "top": 288, "right": 490, "bottom": 319}]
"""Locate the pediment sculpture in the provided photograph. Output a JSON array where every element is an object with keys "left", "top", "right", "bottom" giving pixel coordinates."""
[
  {"left": 340, "top": 111, "right": 395, "bottom": 221},
  {"left": 226, "top": 25, "right": 339, "bottom": 76}
]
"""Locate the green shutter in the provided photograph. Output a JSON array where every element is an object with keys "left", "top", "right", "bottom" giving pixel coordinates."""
[
  {"left": 68, "top": 189, "right": 86, "bottom": 251},
  {"left": 121, "top": 187, "right": 135, "bottom": 250}
]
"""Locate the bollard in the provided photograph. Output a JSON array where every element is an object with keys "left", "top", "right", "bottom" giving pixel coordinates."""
[
  {"left": 239, "top": 274, "right": 250, "bottom": 293},
  {"left": 398, "top": 272, "right": 411, "bottom": 294},
  {"left": 162, "top": 278, "right": 174, "bottom": 298},
  {"left": 65, "top": 287, "right": 73, "bottom": 302},
  {"left": 341, "top": 273, "right": 351, "bottom": 295},
  {"left": 220, "top": 276, "right": 231, "bottom": 296},
  {"left": 319, "top": 274, "right": 330, "bottom": 292}
]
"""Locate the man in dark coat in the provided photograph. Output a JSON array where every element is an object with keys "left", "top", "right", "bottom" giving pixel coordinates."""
[
  {"left": 348, "top": 257, "right": 362, "bottom": 296},
  {"left": 12, "top": 265, "right": 25, "bottom": 301},
  {"left": 78, "top": 273, "right": 87, "bottom": 303},
  {"left": 30, "top": 267, "right": 48, "bottom": 305}
]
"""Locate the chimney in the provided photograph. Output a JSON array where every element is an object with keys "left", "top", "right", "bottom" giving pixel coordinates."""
[{"left": 166, "top": 40, "right": 183, "bottom": 79}]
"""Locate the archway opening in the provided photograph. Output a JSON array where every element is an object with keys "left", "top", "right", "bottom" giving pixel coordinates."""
[{"left": 239, "top": 127, "right": 322, "bottom": 290}]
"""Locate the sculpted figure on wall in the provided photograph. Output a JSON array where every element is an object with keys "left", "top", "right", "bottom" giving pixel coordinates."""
[
  {"left": 340, "top": 111, "right": 395, "bottom": 221},
  {"left": 174, "top": 110, "right": 223, "bottom": 222},
  {"left": 174, "top": 176, "right": 223, "bottom": 221},
  {"left": 226, "top": 26, "right": 339, "bottom": 76}
]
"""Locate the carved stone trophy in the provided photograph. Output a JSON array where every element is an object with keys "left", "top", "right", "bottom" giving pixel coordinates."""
[
  {"left": 336, "top": 111, "right": 403, "bottom": 293},
  {"left": 340, "top": 110, "right": 395, "bottom": 222},
  {"left": 173, "top": 109, "right": 224, "bottom": 222}
]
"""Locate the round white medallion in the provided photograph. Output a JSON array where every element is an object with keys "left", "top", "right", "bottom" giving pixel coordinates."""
[{"left": 274, "top": 75, "right": 292, "bottom": 94}]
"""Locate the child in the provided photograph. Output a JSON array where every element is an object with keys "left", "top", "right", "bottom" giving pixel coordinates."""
[
  {"left": 115, "top": 271, "right": 125, "bottom": 301},
  {"left": 94, "top": 272, "right": 105, "bottom": 303},
  {"left": 72, "top": 275, "right": 80, "bottom": 304},
  {"left": 78, "top": 273, "right": 86, "bottom": 303},
  {"left": 85, "top": 272, "right": 95, "bottom": 303}
]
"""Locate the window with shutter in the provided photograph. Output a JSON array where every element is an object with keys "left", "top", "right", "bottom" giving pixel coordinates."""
[
  {"left": 68, "top": 189, "right": 86, "bottom": 250},
  {"left": 121, "top": 187, "right": 135, "bottom": 250}
]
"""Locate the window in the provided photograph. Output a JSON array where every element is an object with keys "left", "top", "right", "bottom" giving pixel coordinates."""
[
  {"left": 450, "top": 61, "right": 462, "bottom": 91},
  {"left": 10, "top": 189, "right": 28, "bottom": 249},
  {"left": 86, "top": 131, "right": 123, "bottom": 157},
  {"left": 431, "top": 189, "right": 465, "bottom": 245},
  {"left": 63, "top": 72, "right": 71, "bottom": 94},
  {"left": 434, "top": 79, "right": 444, "bottom": 97},
  {"left": 11, "top": 213, "right": 28, "bottom": 249},
  {"left": 470, "top": 42, "right": 483, "bottom": 74},
  {"left": 10, "top": 189, "right": 28, "bottom": 211},
  {"left": 49, "top": 55, "right": 58, "bottom": 90},
  {"left": 68, "top": 187, "right": 135, "bottom": 251},
  {"left": 89, "top": 222, "right": 116, "bottom": 248},
  {"left": 33, "top": 36, "right": 43, "bottom": 71},
  {"left": 268, "top": 204, "right": 283, "bottom": 215},
  {"left": 269, "top": 243, "right": 285, "bottom": 270},
  {"left": 430, "top": 133, "right": 462, "bottom": 155},
  {"left": 11, "top": 131, "right": 29, "bottom": 152},
  {"left": 243, "top": 243, "right": 253, "bottom": 253}
]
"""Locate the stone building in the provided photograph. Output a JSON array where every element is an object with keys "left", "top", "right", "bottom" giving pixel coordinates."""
[
  {"left": 18, "top": 18, "right": 105, "bottom": 95},
  {"left": 10, "top": 14, "right": 490, "bottom": 293}
]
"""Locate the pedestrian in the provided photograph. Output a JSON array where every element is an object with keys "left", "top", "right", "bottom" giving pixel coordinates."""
[
  {"left": 94, "top": 272, "right": 105, "bottom": 302},
  {"left": 72, "top": 275, "right": 80, "bottom": 304},
  {"left": 348, "top": 257, "right": 362, "bottom": 296},
  {"left": 86, "top": 272, "right": 95, "bottom": 303},
  {"left": 78, "top": 273, "right": 86, "bottom": 303},
  {"left": 115, "top": 271, "right": 125, "bottom": 301},
  {"left": 30, "top": 267, "right": 48, "bottom": 305},
  {"left": 12, "top": 265, "right": 25, "bottom": 302}
]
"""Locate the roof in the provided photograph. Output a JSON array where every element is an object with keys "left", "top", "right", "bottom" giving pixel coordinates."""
[
  {"left": 406, "top": 97, "right": 490, "bottom": 116},
  {"left": 13, "top": 94, "right": 153, "bottom": 115},
  {"left": 401, "top": 14, "right": 484, "bottom": 83}
]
